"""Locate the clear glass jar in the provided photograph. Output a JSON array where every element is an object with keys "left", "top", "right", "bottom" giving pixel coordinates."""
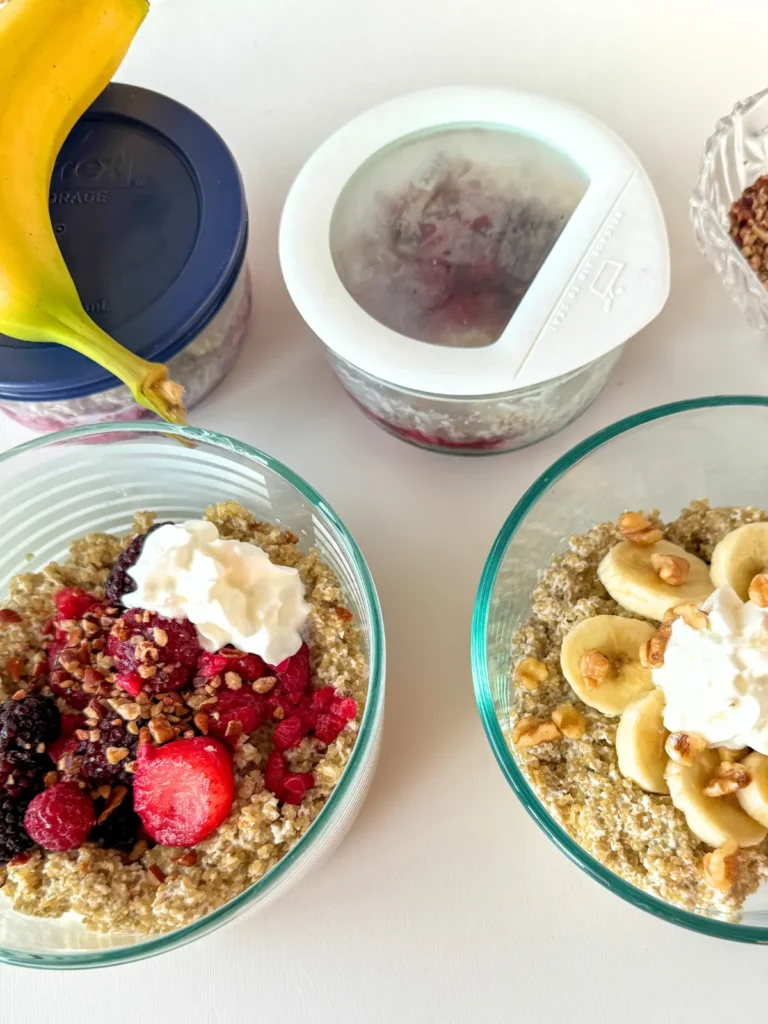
[
  {"left": 0, "top": 264, "right": 252, "bottom": 433},
  {"left": 691, "top": 86, "right": 768, "bottom": 332},
  {"left": 327, "top": 345, "right": 623, "bottom": 455}
]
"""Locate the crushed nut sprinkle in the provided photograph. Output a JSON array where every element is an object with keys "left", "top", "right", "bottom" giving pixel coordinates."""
[
  {"left": 512, "top": 716, "right": 561, "bottom": 748},
  {"left": 749, "top": 573, "right": 768, "bottom": 608},
  {"left": 551, "top": 705, "right": 585, "bottom": 740},
  {"left": 617, "top": 511, "right": 664, "bottom": 546},
  {"left": 703, "top": 840, "right": 740, "bottom": 893},
  {"left": 514, "top": 657, "right": 548, "bottom": 691},
  {"left": 703, "top": 761, "right": 751, "bottom": 797},
  {"left": 650, "top": 553, "right": 690, "bottom": 586},
  {"left": 730, "top": 175, "right": 768, "bottom": 285},
  {"left": 665, "top": 731, "right": 707, "bottom": 767},
  {"left": 580, "top": 648, "right": 610, "bottom": 689},
  {"left": 674, "top": 603, "right": 708, "bottom": 630}
]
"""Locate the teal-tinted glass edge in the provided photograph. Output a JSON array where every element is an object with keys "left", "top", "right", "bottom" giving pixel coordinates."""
[
  {"left": 0, "top": 421, "right": 385, "bottom": 968},
  {"left": 471, "top": 396, "right": 768, "bottom": 944}
]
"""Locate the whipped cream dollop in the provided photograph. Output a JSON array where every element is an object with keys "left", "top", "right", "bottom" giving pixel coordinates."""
[
  {"left": 653, "top": 585, "right": 768, "bottom": 753},
  {"left": 123, "top": 521, "right": 311, "bottom": 666}
]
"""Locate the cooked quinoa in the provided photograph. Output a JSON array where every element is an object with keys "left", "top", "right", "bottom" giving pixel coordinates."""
[
  {"left": 0, "top": 501, "right": 367, "bottom": 934},
  {"left": 510, "top": 499, "right": 768, "bottom": 915}
]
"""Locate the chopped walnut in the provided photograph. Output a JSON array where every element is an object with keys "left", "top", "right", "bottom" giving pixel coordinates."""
[
  {"left": 650, "top": 553, "right": 690, "bottom": 586},
  {"left": 639, "top": 631, "right": 668, "bottom": 669},
  {"left": 252, "top": 675, "right": 277, "bottom": 694},
  {"left": 665, "top": 731, "right": 707, "bottom": 767},
  {"left": 617, "top": 512, "right": 664, "bottom": 546},
  {"left": 703, "top": 761, "right": 751, "bottom": 797},
  {"left": 224, "top": 671, "right": 242, "bottom": 690},
  {"left": 551, "top": 704, "right": 586, "bottom": 739},
  {"left": 703, "top": 839, "right": 740, "bottom": 893},
  {"left": 105, "top": 746, "right": 130, "bottom": 765},
  {"left": 580, "top": 648, "right": 610, "bottom": 689},
  {"left": 148, "top": 716, "right": 176, "bottom": 745},
  {"left": 514, "top": 657, "right": 548, "bottom": 691},
  {"left": 749, "top": 573, "right": 768, "bottom": 608},
  {"left": 152, "top": 627, "right": 168, "bottom": 648},
  {"left": 673, "top": 603, "right": 708, "bottom": 630},
  {"left": 512, "top": 716, "right": 561, "bottom": 748}
]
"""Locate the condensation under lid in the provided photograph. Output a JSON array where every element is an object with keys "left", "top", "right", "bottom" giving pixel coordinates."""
[{"left": 280, "top": 87, "right": 670, "bottom": 396}]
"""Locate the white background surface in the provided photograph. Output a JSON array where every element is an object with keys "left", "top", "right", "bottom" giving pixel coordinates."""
[{"left": 3, "top": 0, "right": 768, "bottom": 1019}]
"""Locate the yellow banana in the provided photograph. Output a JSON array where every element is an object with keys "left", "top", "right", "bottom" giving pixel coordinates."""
[{"left": 0, "top": 0, "right": 186, "bottom": 424}]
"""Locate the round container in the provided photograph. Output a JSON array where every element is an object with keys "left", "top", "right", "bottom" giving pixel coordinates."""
[
  {"left": 472, "top": 396, "right": 768, "bottom": 941},
  {"left": 0, "top": 422, "right": 384, "bottom": 968},
  {"left": 691, "top": 87, "right": 768, "bottom": 334},
  {"left": 281, "top": 87, "right": 669, "bottom": 455},
  {"left": 0, "top": 85, "right": 251, "bottom": 433}
]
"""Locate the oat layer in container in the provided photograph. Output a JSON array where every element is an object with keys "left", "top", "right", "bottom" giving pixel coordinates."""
[
  {"left": 0, "top": 84, "right": 251, "bottom": 432},
  {"left": 281, "top": 87, "right": 669, "bottom": 455}
]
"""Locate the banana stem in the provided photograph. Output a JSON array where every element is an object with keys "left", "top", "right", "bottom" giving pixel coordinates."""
[{"left": 52, "top": 309, "right": 187, "bottom": 424}]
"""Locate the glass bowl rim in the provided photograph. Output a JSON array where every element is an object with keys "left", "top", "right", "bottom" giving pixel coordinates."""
[
  {"left": 471, "top": 395, "right": 768, "bottom": 943},
  {"left": 0, "top": 421, "right": 385, "bottom": 969}
]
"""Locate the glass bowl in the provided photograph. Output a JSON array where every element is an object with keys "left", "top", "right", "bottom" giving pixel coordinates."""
[
  {"left": 691, "top": 87, "right": 768, "bottom": 332},
  {"left": 0, "top": 422, "right": 385, "bottom": 968},
  {"left": 472, "top": 395, "right": 768, "bottom": 942}
]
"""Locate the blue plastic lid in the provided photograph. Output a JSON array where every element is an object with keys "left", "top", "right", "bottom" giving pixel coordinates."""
[{"left": 0, "top": 83, "right": 248, "bottom": 401}]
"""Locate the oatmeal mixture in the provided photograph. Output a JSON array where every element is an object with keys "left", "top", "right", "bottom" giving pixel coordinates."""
[
  {"left": 510, "top": 499, "right": 768, "bottom": 915},
  {"left": 0, "top": 501, "right": 367, "bottom": 934}
]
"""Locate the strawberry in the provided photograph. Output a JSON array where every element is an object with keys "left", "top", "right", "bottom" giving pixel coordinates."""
[{"left": 133, "top": 737, "right": 234, "bottom": 846}]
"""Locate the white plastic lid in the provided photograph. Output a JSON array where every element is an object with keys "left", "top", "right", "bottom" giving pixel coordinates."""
[{"left": 279, "top": 87, "right": 670, "bottom": 396}]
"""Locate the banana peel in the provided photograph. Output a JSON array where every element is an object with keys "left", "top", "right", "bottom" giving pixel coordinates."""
[{"left": 0, "top": 0, "right": 187, "bottom": 425}]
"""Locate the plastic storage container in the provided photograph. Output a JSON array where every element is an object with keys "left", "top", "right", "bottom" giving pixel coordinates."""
[
  {"left": 0, "top": 422, "right": 384, "bottom": 968},
  {"left": 0, "top": 85, "right": 251, "bottom": 432},
  {"left": 281, "top": 87, "right": 670, "bottom": 455},
  {"left": 691, "top": 86, "right": 768, "bottom": 334}
]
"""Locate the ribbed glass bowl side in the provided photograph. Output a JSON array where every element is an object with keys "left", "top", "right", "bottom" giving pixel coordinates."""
[
  {"left": 472, "top": 396, "right": 768, "bottom": 943},
  {"left": 0, "top": 422, "right": 385, "bottom": 968},
  {"left": 691, "top": 87, "right": 768, "bottom": 332}
]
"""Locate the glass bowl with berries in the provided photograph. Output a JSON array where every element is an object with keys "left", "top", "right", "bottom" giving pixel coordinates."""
[
  {"left": 691, "top": 86, "right": 768, "bottom": 334},
  {"left": 0, "top": 422, "right": 384, "bottom": 968},
  {"left": 473, "top": 396, "right": 768, "bottom": 942}
]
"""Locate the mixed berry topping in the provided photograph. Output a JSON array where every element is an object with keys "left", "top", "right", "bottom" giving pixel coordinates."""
[{"left": 0, "top": 537, "right": 359, "bottom": 867}]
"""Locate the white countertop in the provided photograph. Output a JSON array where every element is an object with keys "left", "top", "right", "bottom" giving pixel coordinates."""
[{"left": 4, "top": 0, "right": 768, "bottom": 1016}]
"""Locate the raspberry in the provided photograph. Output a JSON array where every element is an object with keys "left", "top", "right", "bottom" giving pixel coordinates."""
[
  {"left": 315, "top": 714, "right": 346, "bottom": 745},
  {"left": 207, "top": 689, "right": 265, "bottom": 744},
  {"left": 264, "top": 750, "right": 286, "bottom": 795},
  {"left": 54, "top": 587, "right": 98, "bottom": 621},
  {"left": 79, "top": 721, "right": 138, "bottom": 787},
  {"left": 0, "top": 793, "right": 34, "bottom": 864},
  {"left": 104, "top": 523, "right": 170, "bottom": 606},
  {"left": 197, "top": 648, "right": 266, "bottom": 683},
  {"left": 115, "top": 672, "right": 143, "bottom": 697},
  {"left": 309, "top": 686, "right": 336, "bottom": 711},
  {"left": 0, "top": 694, "right": 60, "bottom": 760},
  {"left": 275, "top": 643, "right": 310, "bottom": 695},
  {"left": 273, "top": 715, "right": 305, "bottom": 752},
  {"left": 24, "top": 782, "right": 95, "bottom": 851},
  {"left": 281, "top": 772, "right": 314, "bottom": 805},
  {"left": 133, "top": 737, "right": 234, "bottom": 846},
  {"left": 263, "top": 751, "right": 313, "bottom": 804},
  {"left": 330, "top": 697, "right": 357, "bottom": 721},
  {"left": 108, "top": 610, "right": 199, "bottom": 693}
]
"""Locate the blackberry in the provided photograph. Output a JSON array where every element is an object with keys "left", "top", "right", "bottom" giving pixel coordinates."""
[
  {"left": 104, "top": 522, "right": 170, "bottom": 606},
  {"left": 0, "top": 694, "right": 60, "bottom": 755},
  {"left": 79, "top": 721, "right": 138, "bottom": 787},
  {"left": 0, "top": 748, "right": 50, "bottom": 796},
  {"left": 0, "top": 793, "right": 33, "bottom": 865},
  {"left": 90, "top": 791, "right": 141, "bottom": 852}
]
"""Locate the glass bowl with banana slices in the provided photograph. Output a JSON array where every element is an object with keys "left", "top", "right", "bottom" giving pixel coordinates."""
[{"left": 472, "top": 396, "right": 768, "bottom": 941}]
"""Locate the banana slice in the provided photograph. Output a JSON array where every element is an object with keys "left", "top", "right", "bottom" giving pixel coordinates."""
[
  {"left": 598, "top": 539, "right": 713, "bottom": 621},
  {"left": 560, "top": 615, "right": 656, "bottom": 716},
  {"left": 616, "top": 688, "right": 669, "bottom": 794},
  {"left": 666, "top": 748, "right": 767, "bottom": 848},
  {"left": 710, "top": 522, "right": 768, "bottom": 600},
  {"left": 737, "top": 752, "right": 768, "bottom": 827}
]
